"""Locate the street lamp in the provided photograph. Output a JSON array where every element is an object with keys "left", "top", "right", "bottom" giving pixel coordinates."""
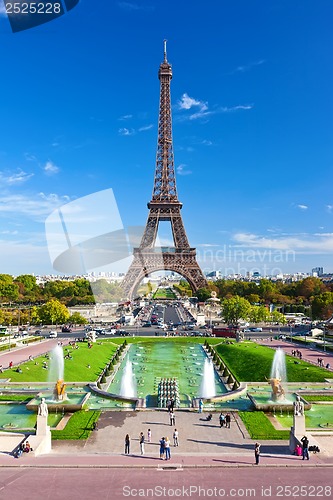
[{"left": 323, "top": 327, "right": 326, "bottom": 352}]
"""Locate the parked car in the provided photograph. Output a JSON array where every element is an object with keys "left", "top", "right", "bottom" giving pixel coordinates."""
[
  {"left": 35, "top": 330, "right": 42, "bottom": 335},
  {"left": 62, "top": 326, "right": 72, "bottom": 333},
  {"left": 49, "top": 331, "right": 58, "bottom": 338},
  {"left": 118, "top": 330, "right": 130, "bottom": 336},
  {"left": 142, "top": 322, "right": 152, "bottom": 327}
]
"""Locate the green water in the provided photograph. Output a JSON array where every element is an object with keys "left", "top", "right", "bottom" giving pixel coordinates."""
[
  {"left": 275, "top": 404, "right": 333, "bottom": 429},
  {"left": 108, "top": 341, "right": 227, "bottom": 407},
  {"left": 0, "top": 404, "right": 61, "bottom": 429}
]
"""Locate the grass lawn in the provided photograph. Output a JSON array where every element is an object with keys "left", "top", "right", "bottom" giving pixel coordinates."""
[
  {"left": 302, "top": 395, "right": 333, "bottom": 402},
  {"left": 152, "top": 288, "right": 177, "bottom": 299},
  {"left": 3, "top": 340, "right": 122, "bottom": 383},
  {"left": 211, "top": 340, "right": 331, "bottom": 382},
  {"left": 239, "top": 411, "right": 290, "bottom": 440},
  {"left": 52, "top": 410, "right": 100, "bottom": 440},
  {"left": 0, "top": 394, "right": 33, "bottom": 402}
]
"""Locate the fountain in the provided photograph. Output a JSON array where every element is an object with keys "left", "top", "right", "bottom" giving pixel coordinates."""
[
  {"left": 267, "top": 348, "right": 286, "bottom": 401},
  {"left": 49, "top": 345, "right": 67, "bottom": 401},
  {"left": 119, "top": 359, "right": 137, "bottom": 398},
  {"left": 199, "top": 359, "right": 216, "bottom": 398}
]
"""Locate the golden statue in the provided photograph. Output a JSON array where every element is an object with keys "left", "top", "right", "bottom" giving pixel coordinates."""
[
  {"left": 54, "top": 379, "right": 66, "bottom": 401},
  {"left": 266, "top": 377, "right": 285, "bottom": 401}
]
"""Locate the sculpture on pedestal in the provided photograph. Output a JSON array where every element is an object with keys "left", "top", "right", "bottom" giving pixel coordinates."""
[{"left": 38, "top": 397, "right": 48, "bottom": 417}]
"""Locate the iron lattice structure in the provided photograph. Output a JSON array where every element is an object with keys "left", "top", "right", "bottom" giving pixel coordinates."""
[{"left": 122, "top": 43, "right": 207, "bottom": 298}]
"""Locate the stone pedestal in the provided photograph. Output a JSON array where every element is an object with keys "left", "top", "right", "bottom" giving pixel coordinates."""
[
  {"left": 289, "top": 414, "right": 306, "bottom": 452},
  {"left": 36, "top": 415, "right": 50, "bottom": 436}
]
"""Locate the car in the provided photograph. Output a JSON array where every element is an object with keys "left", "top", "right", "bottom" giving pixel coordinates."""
[
  {"left": 35, "top": 329, "right": 42, "bottom": 335},
  {"left": 62, "top": 326, "right": 72, "bottom": 333},
  {"left": 278, "top": 335, "right": 286, "bottom": 340},
  {"left": 118, "top": 330, "right": 130, "bottom": 336},
  {"left": 49, "top": 331, "right": 58, "bottom": 338},
  {"left": 142, "top": 322, "right": 152, "bottom": 327}
]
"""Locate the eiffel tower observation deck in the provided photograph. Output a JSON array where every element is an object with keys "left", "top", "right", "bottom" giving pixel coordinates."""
[{"left": 122, "top": 42, "right": 207, "bottom": 298}]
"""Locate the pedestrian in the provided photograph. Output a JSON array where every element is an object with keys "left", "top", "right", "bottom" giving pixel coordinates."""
[
  {"left": 219, "top": 412, "right": 225, "bottom": 427},
  {"left": 301, "top": 435, "right": 309, "bottom": 460},
  {"left": 124, "top": 434, "right": 130, "bottom": 455},
  {"left": 147, "top": 428, "right": 152, "bottom": 442},
  {"left": 164, "top": 436, "right": 171, "bottom": 460},
  {"left": 170, "top": 411, "right": 175, "bottom": 426},
  {"left": 254, "top": 442, "right": 261, "bottom": 465},
  {"left": 159, "top": 437, "right": 165, "bottom": 459},
  {"left": 139, "top": 432, "right": 145, "bottom": 455},
  {"left": 170, "top": 398, "right": 175, "bottom": 412},
  {"left": 225, "top": 413, "right": 231, "bottom": 428},
  {"left": 198, "top": 399, "right": 203, "bottom": 413},
  {"left": 173, "top": 428, "right": 179, "bottom": 446}
]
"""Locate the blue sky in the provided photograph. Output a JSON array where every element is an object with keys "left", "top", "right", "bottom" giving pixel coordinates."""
[{"left": 0, "top": 0, "right": 332, "bottom": 278}]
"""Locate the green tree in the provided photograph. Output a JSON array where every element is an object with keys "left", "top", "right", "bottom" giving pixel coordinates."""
[
  {"left": 38, "top": 299, "right": 70, "bottom": 325},
  {"left": 69, "top": 312, "right": 88, "bottom": 325},
  {"left": 222, "top": 296, "right": 252, "bottom": 326}
]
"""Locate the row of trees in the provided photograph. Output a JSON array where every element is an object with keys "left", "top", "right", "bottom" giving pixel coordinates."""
[
  {"left": 0, "top": 274, "right": 124, "bottom": 307},
  {"left": 0, "top": 299, "right": 87, "bottom": 327},
  {"left": 193, "top": 277, "right": 333, "bottom": 320}
]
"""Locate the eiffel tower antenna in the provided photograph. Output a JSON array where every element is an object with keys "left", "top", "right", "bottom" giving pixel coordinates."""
[{"left": 122, "top": 43, "right": 207, "bottom": 298}]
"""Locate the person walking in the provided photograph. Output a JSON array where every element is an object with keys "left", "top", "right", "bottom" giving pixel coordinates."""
[
  {"left": 139, "top": 432, "right": 145, "bottom": 455},
  {"left": 198, "top": 399, "right": 203, "bottom": 413},
  {"left": 254, "top": 442, "right": 261, "bottom": 465},
  {"left": 173, "top": 428, "right": 179, "bottom": 447},
  {"left": 164, "top": 436, "right": 171, "bottom": 460},
  {"left": 301, "top": 435, "right": 310, "bottom": 460},
  {"left": 147, "top": 428, "right": 152, "bottom": 443},
  {"left": 225, "top": 412, "right": 231, "bottom": 428},
  {"left": 219, "top": 412, "right": 225, "bottom": 427},
  {"left": 124, "top": 434, "right": 130, "bottom": 455}
]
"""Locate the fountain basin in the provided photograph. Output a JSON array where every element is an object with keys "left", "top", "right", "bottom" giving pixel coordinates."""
[
  {"left": 26, "top": 393, "right": 90, "bottom": 413},
  {"left": 247, "top": 391, "right": 311, "bottom": 412}
]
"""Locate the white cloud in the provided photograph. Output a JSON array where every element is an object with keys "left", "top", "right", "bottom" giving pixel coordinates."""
[
  {"left": 177, "top": 93, "right": 253, "bottom": 121},
  {"left": 231, "top": 60, "right": 266, "bottom": 74},
  {"left": 232, "top": 232, "right": 333, "bottom": 254},
  {"left": 138, "top": 124, "right": 153, "bottom": 132},
  {"left": 119, "top": 114, "right": 133, "bottom": 121},
  {"left": 0, "top": 192, "right": 71, "bottom": 220},
  {"left": 0, "top": 169, "right": 34, "bottom": 185},
  {"left": 201, "top": 140, "right": 213, "bottom": 146},
  {"left": 326, "top": 205, "right": 333, "bottom": 213},
  {"left": 119, "top": 127, "right": 135, "bottom": 136},
  {"left": 44, "top": 161, "right": 60, "bottom": 175},
  {"left": 297, "top": 204, "right": 308, "bottom": 210},
  {"left": 178, "top": 93, "right": 208, "bottom": 112},
  {"left": 177, "top": 164, "right": 192, "bottom": 176}
]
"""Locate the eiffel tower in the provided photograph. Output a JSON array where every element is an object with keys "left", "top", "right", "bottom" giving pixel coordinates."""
[{"left": 122, "top": 42, "right": 207, "bottom": 298}]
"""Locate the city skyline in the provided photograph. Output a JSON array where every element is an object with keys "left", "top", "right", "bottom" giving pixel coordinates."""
[{"left": 0, "top": 0, "right": 332, "bottom": 278}]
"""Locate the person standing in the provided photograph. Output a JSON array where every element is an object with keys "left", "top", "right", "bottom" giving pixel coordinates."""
[
  {"left": 301, "top": 435, "right": 310, "bottom": 460},
  {"left": 159, "top": 437, "right": 166, "bottom": 459},
  {"left": 164, "top": 436, "right": 171, "bottom": 460},
  {"left": 170, "top": 411, "right": 175, "bottom": 426},
  {"left": 219, "top": 412, "right": 225, "bottom": 427},
  {"left": 173, "top": 428, "right": 179, "bottom": 447},
  {"left": 254, "top": 442, "right": 261, "bottom": 465},
  {"left": 147, "top": 428, "right": 152, "bottom": 442},
  {"left": 198, "top": 399, "right": 203, "bottom": 413},
  {"left": 225, "top": 413, "right": 231, "bottom": 428},
  {"left": 139, "top": 432, "right": 145, "bottom": 455},
  {"left": 124, "top": 434, "right": 130, "bottom": 455}
]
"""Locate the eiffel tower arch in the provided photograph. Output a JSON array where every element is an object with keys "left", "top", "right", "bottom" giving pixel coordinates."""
[{"left": 122, "top": 42, "right": 207, "bottom": 298}]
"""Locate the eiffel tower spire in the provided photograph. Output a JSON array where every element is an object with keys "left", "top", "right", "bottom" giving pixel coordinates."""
[
  {"left": 122, "top": 43, "right": 207, "bottom": 298},
  {"left": 152, "top": 39, "right": 177, "bottom": 202}
]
